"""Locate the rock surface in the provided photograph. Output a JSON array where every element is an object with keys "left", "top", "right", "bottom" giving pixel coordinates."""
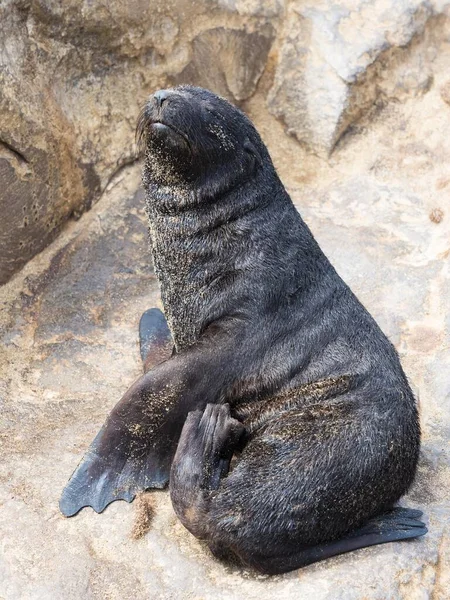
[
  {"left": 0, "top": 0, "right": 277, "bottom": 283},
  {"left": 3, "top": 0, "right": 450, "bottom": 282},
  {"left": 1, "top": 37, "right": 450, "bottom": 594},
  {"left": 268, "top": 0, "right": 450, "bottom": 154}
]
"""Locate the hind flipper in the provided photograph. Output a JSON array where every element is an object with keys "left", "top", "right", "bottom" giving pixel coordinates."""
[
  {"left": 139, "top": 308, "right": 173, "bottom": 373},
  {"left": 59, "top": 332, "right": 238, "bottom": 517},
  {"left": 170, "top": 403, "right": 245, "bottom": 539},
  {"left": 247, "top": 507, "right": 427, "bottom": 575}
]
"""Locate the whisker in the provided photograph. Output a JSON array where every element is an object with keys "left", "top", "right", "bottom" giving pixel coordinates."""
[{"left": 136, "top": 105, "right": 150, "bottom": 155}]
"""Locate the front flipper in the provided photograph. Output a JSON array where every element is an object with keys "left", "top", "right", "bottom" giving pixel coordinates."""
[
  {"left": 60, "top": 373, "right": 179, "bottom": 516},
  {"left": 139, "top": 307, "right": 173, "bottom": 373},
  {"left": 59, "top": 426, "right": 170, "bottom": 517},
  {"left": 59, "top": 332, "right": 238, "bottom": 517}
]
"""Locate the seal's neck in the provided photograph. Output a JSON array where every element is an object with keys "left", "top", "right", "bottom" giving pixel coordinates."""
[
  {"left": 145, "top": 178, "right": 269, "bottom": 238},
  {"left": 142, "top": 153, "right": 267, "bottom": 216},
  {"left": 143, "top": 168, "right": 285, "bottom": 350}
]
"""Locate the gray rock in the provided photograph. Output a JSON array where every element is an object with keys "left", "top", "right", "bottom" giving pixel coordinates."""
[
  {"left": 174, "top": 26, "right": 275, "bottom": 102},
  {"left": 0, "top": 3, "right": 87, "bottom": 284},
  {"left": 1, "top": 59, "right": 449, "bottom": 593},
  {"left": 268, "top": 0, "right": 448, "bottom": 154},
  {"left": 3, "top": 0, "right": 450, "bottom": 282},
  {"left": 0, "top": 0, "right": 276, "bottom": 283}
]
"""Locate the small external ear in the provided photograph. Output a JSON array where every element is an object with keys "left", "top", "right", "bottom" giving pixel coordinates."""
[{"left": 243, "top": 139, "right": 262, "bottom": 174}]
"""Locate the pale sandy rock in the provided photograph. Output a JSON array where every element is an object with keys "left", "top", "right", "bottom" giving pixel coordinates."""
[
  {"left": 440, "top": 79, "right": 450, "bottom": 104},
  {"left": 1, "top": 39, "right": 450, "bottom": 594},
  {"left": 218, "top": 0, "right": 284, "bottom": 17},
  {"left": 268, "top": 0, "right": 449, "bottom": 154}
]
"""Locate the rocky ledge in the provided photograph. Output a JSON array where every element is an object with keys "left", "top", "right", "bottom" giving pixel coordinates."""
[
  {"left": 1, "top": 40, "right": 449, "bottom": 593},
  {"left": 2, "top": 0, "right": 450, "bottom": 282}
]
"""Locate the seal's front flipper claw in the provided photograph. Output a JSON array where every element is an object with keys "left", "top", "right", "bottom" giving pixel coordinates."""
[{"left": 139, "top": 307, "right": 173, "bottom": 373}]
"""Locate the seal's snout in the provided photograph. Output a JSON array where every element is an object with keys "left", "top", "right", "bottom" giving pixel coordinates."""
[
  {"left": 136, "top": 88, "right": 191, "bottom": 158},
  {"left": 153, "top": 89, "right": 171, "bottom": 108}
]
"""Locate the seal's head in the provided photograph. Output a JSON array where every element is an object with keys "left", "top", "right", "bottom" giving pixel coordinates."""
[{"left": 136, "top": 86, "right": 266, "bottom": 189}]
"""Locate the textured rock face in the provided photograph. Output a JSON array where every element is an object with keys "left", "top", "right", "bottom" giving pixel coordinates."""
[
  {"left": 268, "top": 0, "right": 448, "bottom": 154},
  {"left": 2, "top": 0, "right": 450, "bottom": 282},
  {"left": 0, "top": 3, "right": 87, "bottom": 284},
  {"left": 0, "top": 0, "right": 276, "bottom": 284},
  {"left": 174, "top": 26, "right": 275, "bottom": 102},
  {"left": 1, "top": 29, "right": 450, "bottom": 592}
]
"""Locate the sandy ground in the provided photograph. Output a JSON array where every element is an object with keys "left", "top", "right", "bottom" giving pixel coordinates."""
[{"left": 1, "top": 67, "right": 450, "bottom": 599}]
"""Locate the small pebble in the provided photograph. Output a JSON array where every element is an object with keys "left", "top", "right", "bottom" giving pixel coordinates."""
[{"left": 429, "top": 208, "right": 444, "bottom": 224}]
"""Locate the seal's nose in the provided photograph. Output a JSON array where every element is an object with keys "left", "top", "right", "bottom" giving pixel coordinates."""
[{"left": 153, "top": 89, "right": 170, "bottom": 108}]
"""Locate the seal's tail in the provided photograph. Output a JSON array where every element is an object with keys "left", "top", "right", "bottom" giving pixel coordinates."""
[{"left": 246, "top": 507, "right": 427, "bottom": 574}]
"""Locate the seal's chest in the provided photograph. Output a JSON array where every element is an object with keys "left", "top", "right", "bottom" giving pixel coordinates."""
[{"left": 155, "top": 260, "right": 206, "bottom": 351}]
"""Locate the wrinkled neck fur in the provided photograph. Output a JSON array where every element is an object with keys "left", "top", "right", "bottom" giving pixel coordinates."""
[
  {"left": 143, "top": 162, "right": 283, "bottom": 238},
  {"left": 143, "top": 159, "right": 328, "bottom": 351}
]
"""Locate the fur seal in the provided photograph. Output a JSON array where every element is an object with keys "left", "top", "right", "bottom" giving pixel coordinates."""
[{"left": 60, "top": 86, "right": 426, "bottom": 574}]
